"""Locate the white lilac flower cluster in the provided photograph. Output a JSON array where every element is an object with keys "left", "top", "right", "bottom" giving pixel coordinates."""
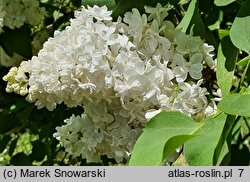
[
  {"left": 3, "top": 4, "right": 216, "bottom": 163},
  {"left": 0, "top": 0, "right": 46, "bottom": 31}
]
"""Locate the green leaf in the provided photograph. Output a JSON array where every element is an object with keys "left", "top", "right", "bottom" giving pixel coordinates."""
[
  {"left": 177, "top": 0, "right": 197, "bottom": 33},
  {"left": 230, "top": 0, "right": 250, "bottom": 54},
  {"left": 81, "top": 0, "right": 116, "bottom": 9},
  {"left": 184, "top": 113, "right": 227, "bottom": 165},
  {"left": 237, "top": 55, "right": 250, "bottom": 67},
  {"left": 217, "top": 141, "right": 230, "bottom": 165},
  {"left": 218, "top": 29, "right": 230, "bottom": 40},
  {"left": 214, "top": 0, "right": 236, "bottom": 6},
  {"left": 218, "top": 93, "right": 250, "bottom": 116},
  {"left": 176, "top": 0, "right": 216, "bottom": 46},
  {"left": 0, "top": 25, "right": 32, "bottom": 59},
  {"left": 129, "top": 111, "right": 202, "bottom": 166},
  {"left": 213, "top": 115, "right": 235, "bottom": 165},
  {"left": 216, "top": 36, "right": 238, "bottom": 96},
  {"left": 163, "top": 135, "right": 197, "bottom": 161}
]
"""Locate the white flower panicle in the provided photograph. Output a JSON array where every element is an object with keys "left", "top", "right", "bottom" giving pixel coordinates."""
[
  {"left": 0, "top": 0, "right": 46, "bottom": 31},
  {"left": 3, "top": 4, "right": 216, "bottom": 162}
]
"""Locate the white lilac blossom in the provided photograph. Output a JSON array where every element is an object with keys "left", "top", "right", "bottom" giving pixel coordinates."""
[
  {"left": 3, "top": 4, "right": 216, "bottom": 163},
  {"left": 0, "top": 0, "right": 46, "bottom": 30}
]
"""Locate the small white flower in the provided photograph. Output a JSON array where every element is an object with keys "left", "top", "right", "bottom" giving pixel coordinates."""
[
  {"left": 145, "top": 109, "right": 161, "bottom": 120},
  {"left": 172, "top": 80, "right": 208, "bottom": 115},
  {"left": 123, "top": 8, "right": 147, "bottom": 45},
  {"left": 145, "top": 3, "right": 171, "bottom": 26},
  {"left": 213, "top": 88, "right": 223, "bottom": 102},
  {"left": 203, "top": 43, "right": 215, "bottom": 68},
  {"left": 187, "top": 53, "right": 203, "bottom": 80},
  {"left": 86, "top": 5, "right": 112, "bottom": 21},
  {"left": 173, "top": 54, "right": 188, "bottom": 82},
  {"left": 172, "top": 53, "right": 203, "bottom": 81},
  {"left": 204, "top": 101, "right": 217, "bottom": 116}
]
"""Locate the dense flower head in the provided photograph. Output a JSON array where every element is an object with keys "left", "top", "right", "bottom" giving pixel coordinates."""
[
  {"left": 3, "top": 4, "right": 216, "bottom": 162},
  {"left": 0, "top": 0, "right": 46, "bottom": 31}
]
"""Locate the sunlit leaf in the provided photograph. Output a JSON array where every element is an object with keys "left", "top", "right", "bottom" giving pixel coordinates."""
[
  {"left": 184, "top": 113, "right": 227, "bottom": 165},
  {"left": 213, "top": 115, "right": 235, "bottom": 165},
  {"left": 230, "top": 0, "right": 250, "bottom": 54},
  {"left": 216, "top": 36, "right": 238, "bottom": 96},
  {"left": 129, "top": 112, "right": 202, "bottom": 166},
  {"left": 218, "top": 93, "right": 250, "bottom": 116},
  {"left": 214, "top": 0, "right": 236, "bottom": 6},
  {"left": 237, "top": 55, "right": 250, "bottom": 67},
  {"left": 218, "top": 29, "right": 230, "bottom": 40},
  {"left": 176, "top": 0, "right": 197, "bottom": 33},
  {"left": 176, "top": 0, "right": 216, "bottom": 46}
]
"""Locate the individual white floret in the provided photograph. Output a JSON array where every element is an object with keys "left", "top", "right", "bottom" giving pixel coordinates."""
[{"left": 85, "top": 5, "right": 112, "bottom": 21}]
